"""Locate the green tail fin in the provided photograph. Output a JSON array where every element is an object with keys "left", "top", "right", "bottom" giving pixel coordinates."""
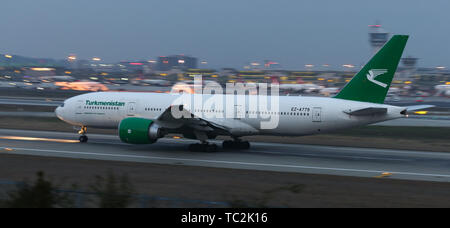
[{"left": 334, "top": 35, "right": 408, "bottom": 104}]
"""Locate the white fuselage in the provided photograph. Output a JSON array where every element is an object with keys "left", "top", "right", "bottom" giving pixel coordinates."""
[
  {"left": 56, "top": 92, "right": 404, "bottom": 136},
  {"left": 55, "top": 92, "right": 405, "bottom": 137}
]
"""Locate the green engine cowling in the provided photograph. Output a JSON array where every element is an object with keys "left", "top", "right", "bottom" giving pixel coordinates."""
[{"left": 119, "top": 117, "right": 163, "bottom": 144}]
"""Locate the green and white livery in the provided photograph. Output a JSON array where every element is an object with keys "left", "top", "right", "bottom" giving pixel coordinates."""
[{"left": 55, "top": 35, "right": 432, "bottom": 152}]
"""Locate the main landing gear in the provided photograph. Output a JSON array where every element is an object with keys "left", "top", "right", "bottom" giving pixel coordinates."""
[
  {"left": 188, "top": 140, "right": 250, "bottom": 152},
  {"left": 78, "top": 126, "right": 88, "bottom": 143},
  {"left": 188, "top": 143, "right": 218, "bottom": 153},
  {"left": 222, "top": 138, "right": 250, "bottom": 150},
  {"left": 188, "top": 131, "right": 218, "bottom": 152}
]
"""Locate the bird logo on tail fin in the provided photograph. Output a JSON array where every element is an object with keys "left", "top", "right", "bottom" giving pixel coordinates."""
[{"left": 367, "top": 69, "right": 388, "bottom": 88}]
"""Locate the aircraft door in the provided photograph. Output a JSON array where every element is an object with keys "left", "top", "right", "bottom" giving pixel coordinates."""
[
  {"left": 75, "top": 100, "right": 84, "bottom": 115},
  {"left": 312, "top": 107, "right": 322, "bottom": 122},
  {"left": 234, "top": 104, "right": 244, "bottom": 119},
  {"left": 127, "top": 102, "right": 137, "bottom": 116}
]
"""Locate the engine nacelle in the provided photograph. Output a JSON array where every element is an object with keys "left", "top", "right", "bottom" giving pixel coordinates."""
[{"left": 119, "top": 117, "right": 164, "bottom": 144}]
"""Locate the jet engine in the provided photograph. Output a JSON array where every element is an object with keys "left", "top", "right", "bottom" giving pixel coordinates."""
[{"left": 119, "top": 117, "right": 164, "bottom": 144}]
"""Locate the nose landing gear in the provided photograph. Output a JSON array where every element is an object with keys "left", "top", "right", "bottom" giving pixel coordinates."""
[{"left": 78, "top": 126, "right": 88, "bottom": 143}]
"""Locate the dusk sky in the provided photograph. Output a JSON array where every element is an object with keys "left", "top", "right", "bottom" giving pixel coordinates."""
[{"left": 0, "top": 0, "right": 449, "bottom": 69}]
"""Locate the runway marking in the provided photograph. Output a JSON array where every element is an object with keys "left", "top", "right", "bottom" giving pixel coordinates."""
[
  {"left": 0, "top": 136, "right": 79, "bottom": 143},
  {"left": 249, "top": 150, "right": 411, "bottom": 161},
  {"left": 1, "top": 146, "right": 450, "bottom": 179}
]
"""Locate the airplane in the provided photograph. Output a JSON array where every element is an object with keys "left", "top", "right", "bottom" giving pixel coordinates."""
[
  {"left": 278, "top": 83, "right": 324, "bottom": 93},
  {"left": 55, "top": 35, "right": 432, "bottom": 152},
  {"left": 319, "top": 87, "right": 339, "bottom": 96},
  {"left": 139, "top": 79, "right": 171, "bottom": 86},
  {"left": 39, "top": 75, "right": 75, "bottom": 82},
  {"left": 435, "top": 84, "right": 450, "bottom": 97},
  {"left": 54, "top": 81, "right": 109, "bottom": 92}
]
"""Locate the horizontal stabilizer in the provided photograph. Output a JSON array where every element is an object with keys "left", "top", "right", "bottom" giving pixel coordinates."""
[
  {"left": 403, "top": 105, "right": 435, "bottom": 111},
  {"left": 344, "top": 107, "right": 387, "bottom": 116}
]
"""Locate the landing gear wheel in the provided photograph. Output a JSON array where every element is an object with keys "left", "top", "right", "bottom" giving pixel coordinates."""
[
  {"left": 188, "top": 143, "right": 218, "bottom": 152},
  {"left": 207, "top": 144, "right": 218, "bottom": 153},
  {"left": 79, "top": 135, "right": 88, "bottom": 143},
  {"left": 222, "top": 140, "right": 250, "bottom": 150},
  {"left": 188, "top": 144, "right": 199, "bottom": 152},
  {"left": 240, "top": 141, "right": 250, "bottom": 150},
  {"left": 222, "top": 140, "right": 234, "bottom": 149},
  {"left": 77, "top": 126, "right": 88, "bottom": 143}
]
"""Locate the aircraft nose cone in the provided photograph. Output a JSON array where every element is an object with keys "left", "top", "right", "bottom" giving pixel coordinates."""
[{"left": 55, "top": 106, "right": 63, "bottom": 119}]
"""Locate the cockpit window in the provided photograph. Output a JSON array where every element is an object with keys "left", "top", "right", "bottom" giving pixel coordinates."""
[{"left": 60, "top": 103, "right": 65, "bottom": 107}]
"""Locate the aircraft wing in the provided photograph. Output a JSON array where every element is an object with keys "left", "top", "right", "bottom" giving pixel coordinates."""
[
  {"left": 343, "top": 107, "right": 388, "bottom": 116},
  {"left": 156, "top": 105, "right": 231, "bottom": 135}
]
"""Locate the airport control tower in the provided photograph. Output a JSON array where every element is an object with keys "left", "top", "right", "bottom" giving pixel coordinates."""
[{"left": 368, "top": 23, "right": 389, "bottom": 55}]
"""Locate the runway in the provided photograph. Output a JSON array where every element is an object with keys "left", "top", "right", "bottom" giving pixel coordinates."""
[
  {"left": 373, "top": 116, "right": 450, "bottom": 127},
  {"left": 0, "top": 97, "right": 62, "bottom": 106},
  {"left": 1, "top": 129, "right": 450, "bottom": 182}
]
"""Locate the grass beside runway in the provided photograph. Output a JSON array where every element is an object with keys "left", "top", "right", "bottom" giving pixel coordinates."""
[
  {"left": 1, "top": 116, "right": 450, "bottom": 152},
  {"left": 1, "top": 153, "right": 450, "bottom": 207}
]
